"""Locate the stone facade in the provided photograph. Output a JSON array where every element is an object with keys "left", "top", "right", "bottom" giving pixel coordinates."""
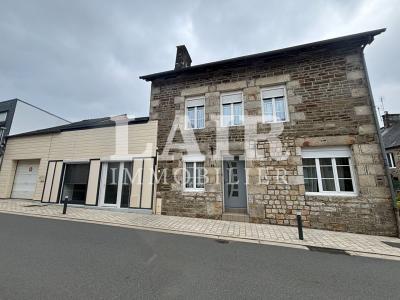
[{"left": 144, "top": 37, "right": 397, "bottom": 236}]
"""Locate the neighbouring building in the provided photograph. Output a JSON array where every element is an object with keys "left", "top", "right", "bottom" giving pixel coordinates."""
[
  {"left": 0, "top": 115, "right": 158, "bottom": 212},
  {"left": 140, "top": 29, "right": 398, "bottom": 236},
  {"left": 0, "top": 98, "right": 69, "bottom": 166},
  {"left": 381, "top": 112, "right": 400, "bottom": 192}
]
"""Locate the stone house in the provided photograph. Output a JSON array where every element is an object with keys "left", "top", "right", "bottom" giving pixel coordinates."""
[
  {"left": 140, "top": 29, "right": 398, "bottom": 236},
  {"left": 381, "top": 112, "right": 400, "bottom": 192}
]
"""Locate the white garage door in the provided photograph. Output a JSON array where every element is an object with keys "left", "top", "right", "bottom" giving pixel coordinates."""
[{"left": 11, "top": 160, "right": 40, "bottom": 199}]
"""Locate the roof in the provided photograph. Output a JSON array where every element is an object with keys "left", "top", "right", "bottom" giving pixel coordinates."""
[
  {"left": 1, "top": 98, "right": 70, "bottom": 123},
  {"left": 140, "top": 28, "right": 385, "bottom": 81},
  {"left": 382, "top": 123, "right": 400, "bottom": 149},
  {"left": 8, "top": 116, "right": 150, "bottom": 138}
]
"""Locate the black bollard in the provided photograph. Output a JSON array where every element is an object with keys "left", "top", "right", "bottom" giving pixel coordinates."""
[
  {"left": 62, "top": 196, "right": 69, "bottom": 214},
  {"left": 296, "top": 212, "right": 304, "bottom": 240}
]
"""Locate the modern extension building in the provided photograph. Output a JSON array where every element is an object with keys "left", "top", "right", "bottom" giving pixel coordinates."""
[
  {"left": 0, "top": 98, "right": 69, "bottom": 166},
  {"left": 0, "top": 115, "right": 158, "bottom": 212},
  {"left": 140, "top": 29, "right": 398, "bottom": 236}
]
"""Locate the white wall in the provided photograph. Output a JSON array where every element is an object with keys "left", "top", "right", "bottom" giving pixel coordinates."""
[{"left": 9, "top": 101, "right": 68, "bottom": 135}]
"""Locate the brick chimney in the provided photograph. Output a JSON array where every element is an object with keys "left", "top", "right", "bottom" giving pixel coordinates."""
[
  {"left": 175, "top": 45, "right": 192, "bottom": 70},
  {"left": 382, "top": 111, "right": 400, "bottom": 128}
]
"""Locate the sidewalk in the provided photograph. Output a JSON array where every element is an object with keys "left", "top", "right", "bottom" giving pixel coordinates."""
[{"left": 1, "top": 199, "right": 400, "bottom": 260}]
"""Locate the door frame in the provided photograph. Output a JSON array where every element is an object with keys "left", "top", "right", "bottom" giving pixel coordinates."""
[{"left": 221, "top": 155, "right": 248, "bottom": 213}]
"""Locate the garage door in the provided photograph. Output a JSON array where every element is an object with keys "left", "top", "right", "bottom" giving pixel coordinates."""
[{"left": 11, "top": 160, "right": 40, "bottom": 199}]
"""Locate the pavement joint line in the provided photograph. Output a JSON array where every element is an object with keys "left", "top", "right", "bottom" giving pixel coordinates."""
[{"left": 1, "top": 208, "right": 399, "bottom": 258}]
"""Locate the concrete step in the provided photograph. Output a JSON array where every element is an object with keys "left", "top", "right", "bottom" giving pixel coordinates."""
[{"left": 222, "top": 213, "right": 250, "bottom": 222}]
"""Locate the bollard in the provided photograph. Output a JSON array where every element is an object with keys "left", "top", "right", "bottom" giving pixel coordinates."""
[
  {"left": 62, "top": 196, "right": 69, "bottom": 214},
  {"left": 296, "top": 211, "right": 304, "bottom": 240}
]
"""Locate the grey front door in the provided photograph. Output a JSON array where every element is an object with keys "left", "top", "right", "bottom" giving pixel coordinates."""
[{"left": 223, "top": 158, "right": 247, "bottom": 209}]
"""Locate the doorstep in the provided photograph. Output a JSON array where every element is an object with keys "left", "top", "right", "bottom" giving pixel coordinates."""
[{"left": 222, "top": 213, "right": 249, "bottom": 222}]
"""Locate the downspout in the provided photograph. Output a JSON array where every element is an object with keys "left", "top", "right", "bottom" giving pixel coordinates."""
[{"left": 361, "top": 42, "right": 400, "bottom": 236}]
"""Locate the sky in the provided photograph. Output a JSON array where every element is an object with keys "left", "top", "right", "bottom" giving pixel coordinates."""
[{"left": 0, "top": 0, "right": 399, "bottom": 122}]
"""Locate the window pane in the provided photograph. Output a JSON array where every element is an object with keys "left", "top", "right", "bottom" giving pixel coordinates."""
[
  {"left": 223, "top": 104, "right": 231, "bottom": 126},
  {"left": 104, "top": 162, "right": 120, "bottom": 205},
  {"left": 339, "top": 179, "right": 354, "bottom": 192},
  {"left": 0, "top": 112, "right": 7, "bottom": 123},
  {"left": 319, "top": 158, "right": 332, "bottom": 166},
  {"left": 337, "top": 165, "right": 351, "bottom": 178},
  {"left": 121, "top": 162, "right": 133, "bottom": 208},
  {"left": 263, "top": 99, "right": 273, "bottom": 122},
  {"left": 335, "top": 157, "right": 349, "bottom": 165},
  {"left": 322, "top": 179, "right": 335, "bottom": 191},
  {"left": 196, "top": 162, "right": 205, "bottom": 189},
  {"left": 304, "top": 179, "right": 319, "bottom": 192},
  {"left": 275, "top": 97, "right": 286, "bottom": 121},
  {"left": 185, "top": 162, "right": 194, "bottom": 188},
  {"left": 320, "top": 166, "right": 334, "bottom": 178},
  {"left": 233, "top": 102, "right": 242, "bottom": 125},
  {"left": 303, "top": 166, "right": 317, "bottom": 178},
  {"left": 302, "top": 158, "right": 316, "bottom": 166},
  {"left": 197, "top": 106, "right": 204, "bottom": 128},
  {"left": 187, "top": 107, "right": 195, "bottom": 128}
]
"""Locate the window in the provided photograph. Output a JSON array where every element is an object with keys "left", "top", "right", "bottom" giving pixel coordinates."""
[
  {"left": 185, "top": 97, "right": 205, "bottom": 129},
  {"left": 61, "top": 163, "right": 90, "bottom": 204},
  {"left": 183, "top": 156, "right": 205, "bottom": 191},
  {"left": 0, "top": 111, "right": 7, "bottom": 123},
  {"left": 302, "top": 147, "right": 357, "bottom": 195},
  {"left": 387, "top": 152, "right": 396, "bottom": 168},
  {"left": 221, "top": 92, "right": 243, "bottom": 127},
  {"left": 0, "top": 128, "right": 4, "bottom": 144},
  {"left": 261, "top": 86, "right": 288, "bottom": 123}
]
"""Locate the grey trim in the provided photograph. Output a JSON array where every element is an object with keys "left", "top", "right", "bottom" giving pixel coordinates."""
[{"left": 361, "top": 50, "right": 397, "bottom": 214}]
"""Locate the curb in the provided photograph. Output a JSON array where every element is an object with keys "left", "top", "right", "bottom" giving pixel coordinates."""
[{"left": 1, "top": 208, "right": 400, "bottom": 261}]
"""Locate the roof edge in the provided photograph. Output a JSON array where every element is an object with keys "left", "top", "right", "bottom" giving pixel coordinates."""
[
  {"left": 8, "top": 116, "right": 150, "bottom": 139},
  {"left": 140, "top": 28, "right": 385, "bottom": 81}
]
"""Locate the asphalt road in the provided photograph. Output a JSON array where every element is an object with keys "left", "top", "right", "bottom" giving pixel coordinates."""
[{"left": 0, "top": 213, "right": 399, "bottom": 299}]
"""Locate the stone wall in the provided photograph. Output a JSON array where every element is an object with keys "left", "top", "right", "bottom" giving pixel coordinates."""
[{"left": 148, "top": 42, "right": 397, "bottom": 236}]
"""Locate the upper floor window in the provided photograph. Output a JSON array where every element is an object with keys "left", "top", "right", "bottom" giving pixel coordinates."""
[
  {"left": 0, "top": 111, "right": 7, "bottom": 123},
  {"left": 387, "top": 152, "right": 396, "bottom": 168},
  {"left": 261, "top": 86, "right": 289, "bottom": 123},
  {"left": 301, "top": 147, "right": 357, "bottom": 196},
  {"left": 185, "top": 97, "right": 205, "bottom": 129},
  {"left": 221, "top": 92, "right": 243, "bottom": 127}
]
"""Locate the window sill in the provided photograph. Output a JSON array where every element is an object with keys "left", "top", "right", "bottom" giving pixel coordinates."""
[
  {"left": 220, "top": 124, "right": 244, "bottom": 128},
  {"left": 184, "top": 127, "right": 205, "bottom": 131},
  {"left": 261, "top": 120, "right": 289, "bottom": 124},
  {"left": 305, "top": 192, "right": 358, "bottom": 197},
  {"left": 183, "top": 188, "right": 205, "bottom": 193}
]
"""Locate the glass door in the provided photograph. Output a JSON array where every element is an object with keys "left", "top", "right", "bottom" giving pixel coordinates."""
[{"left": 99, "top": 161, "right": 133, "bottom": 208}]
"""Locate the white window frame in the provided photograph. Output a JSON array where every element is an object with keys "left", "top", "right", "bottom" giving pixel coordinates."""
[
  {"left": 301, "top": 146, "right": 358, "bottom": 197},
  {"left": 260, "top": 85, "right": 289, "bottom": 123},
  {"left": 220, "top": 91, "right": 244, "bottom": 127},
  {"left": 185, "top": 96, "right": 205, "bottom": 130},
  {"left": 183, "top": 155, "right": 205, "bottom": 192},
  {"left": 387, "top": 152, "right": 396, "bottom": 168}
]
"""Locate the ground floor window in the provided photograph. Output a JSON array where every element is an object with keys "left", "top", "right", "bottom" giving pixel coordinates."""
[
  {"left": 301, "top": 147, "right": 357, "bottom": 196},
  {"left": 183, "top": 158, "right": 205, "bottom": 191},
  {"left": 61, "top": 163, "right": 90, "bottom": 204}
]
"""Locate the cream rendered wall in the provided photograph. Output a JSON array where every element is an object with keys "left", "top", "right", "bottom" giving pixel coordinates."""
[{"left": 0, "top": 121, "right": 158, "bottom": 201}]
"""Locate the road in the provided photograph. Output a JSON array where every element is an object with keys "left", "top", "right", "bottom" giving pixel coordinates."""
[{"left": 0, "top": 213, "right": 399, "bottom": 299}]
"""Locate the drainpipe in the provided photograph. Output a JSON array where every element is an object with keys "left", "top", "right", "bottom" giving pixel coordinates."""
[{"left": 361, "top": 44, "right": 400, "bottom": 236}]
